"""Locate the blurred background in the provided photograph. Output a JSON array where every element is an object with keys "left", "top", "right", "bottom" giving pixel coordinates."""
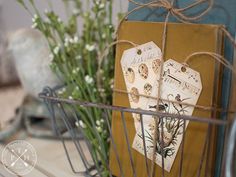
[{"left": 0, "top": 1, "right": 128, "bottom": 176}]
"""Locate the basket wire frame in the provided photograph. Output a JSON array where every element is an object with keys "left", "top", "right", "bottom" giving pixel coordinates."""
[{"left": 39, "top": 87, "right": 235, "bottom": 177}]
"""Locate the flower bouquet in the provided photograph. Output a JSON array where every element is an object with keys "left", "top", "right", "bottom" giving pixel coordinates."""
[{"left": 17, "top": 0, "right": 121, "bottom": 175}]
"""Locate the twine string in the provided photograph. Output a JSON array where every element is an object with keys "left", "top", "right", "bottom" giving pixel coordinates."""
[
  {"left": 184, "top": 52, "right": 236, "bottom": 76},
  {"left": 96, "top": 40, "right": 138, "bottom": 93},
  {"left": 113, "top": 88, "right": 235, "bottom": 114},
  {"left": 96, "top": 0, "right": 236, "bottom": 173},
  {"left": 150, "top": 0, "right": 174, "bottom": 175}
]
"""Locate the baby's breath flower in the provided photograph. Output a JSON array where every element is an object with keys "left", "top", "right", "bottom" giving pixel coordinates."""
[
  {"left": 31, "top": 23, "right": 37, "bottom": 29},
  {"left": 96, "top": 126, "right": 102, "bottom": 133},
  {"left": 96, "top": 120, "right": 101, "bottom": 126},
  {"left": 85, "top": 75, "right": 93, "bottom": 84},
  {"left": 73, "top": 36, "right": 79, "bottom": 43},
  {"left": 72, "top": 67, "right": 79, "bottom": 74},
  {"left": 44, "top": 9, "right": 49, "bottom": 14},
  {"left": 75, "top": 55, "right": 82, "bottom": 60},
  {"left": 72, "top": 69, "right": 77, "bottom": 74},
  {"left": 110, "top": 79, "right": 114, "bottom": 89},
  {"left": 33, "top": 14, "right": 38, "bottom": 19},
  {"left": 79, "top": 120, "right": 86, "bottom": 128},
  {"left": 62, "top": 87, "right": 66, "bottom": 93},
  {"left": 53, "top": 46, "right": 60, "bottom": 55},
  {"left": 95, "top": 0, "right": 100, "bottom": 5},
  {"left": 98, "top": 88, "right": 105, "bottom": 93},
  {"left": 69, "top": 38, "right": 74, "bottom": 43},
  {"left": 85, "top": 44, "right": 95, "bottom": 52},
  {"left": 102, "top": 33, "right": 106, "bottom": 39},
  {"left": 110, "top": 84, "right": 114, "bottom": 89},
  {"left": 72, "top": 8, "right": 80, "bottom": 15},
  {"left": 68, "top": 96, "right": 73, "bottom": 100},
  {"left": 75, "top": 86, "right": 79, "bottom": 90},
  {"left": 99, "top": 3, "right": 105, "bottom": 9},
  {"left": 75, "top": 121, "right": 79, "bottom": 127},
  {"left": 58, "top": 90, "right": 63, "bottom": 95},
  {"left": 32, "top": 18, "right": 36, "bottom": 23},
  {"left": 49, "top": 54, "right": 54, "bottom": 61},
  {"left": 57, "top": 17, "right": 62, "bottom": 23},
  {"left": 64, "top": 37, "right": 70, "bottom": 47}
]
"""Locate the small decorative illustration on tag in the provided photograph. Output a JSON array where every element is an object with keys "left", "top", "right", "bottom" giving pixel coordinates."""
[
  {"left": 132, "top": 59, "right": 202, "bottom": 172},
  {"left": 120, "top": 41, "right": 162, "bottom": 130}
]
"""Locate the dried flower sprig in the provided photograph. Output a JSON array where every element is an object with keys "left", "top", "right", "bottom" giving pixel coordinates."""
[{"left": 17, "top": 0, "right": 119, "bottom": 175}]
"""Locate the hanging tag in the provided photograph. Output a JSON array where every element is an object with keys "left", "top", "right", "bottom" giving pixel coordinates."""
[
  {"left": 132, "top": 59, "right": 202, "bottom": 172},
  {"left": 120, "top": 41, "right": 162, "bottom": 130}
]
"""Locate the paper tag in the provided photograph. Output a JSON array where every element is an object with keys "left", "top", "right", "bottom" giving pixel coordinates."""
[
  {"left": 132, "top": 59, "right": 202, "bottom": 172},
  {"left": 120, "top": 41, "right": 162, "bottom": 130}
]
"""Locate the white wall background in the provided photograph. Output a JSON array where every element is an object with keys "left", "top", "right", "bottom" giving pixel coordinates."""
[{"left": 0, "top": 0, "right": 129, "bottom": 33}]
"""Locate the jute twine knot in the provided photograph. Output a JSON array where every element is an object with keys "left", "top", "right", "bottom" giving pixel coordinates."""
[{"left": 96, "top": 1, "right": 236, "bottom": 177}]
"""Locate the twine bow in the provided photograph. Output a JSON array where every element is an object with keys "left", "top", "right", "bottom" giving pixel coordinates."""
[
  {"left": 126, "top": 0, "right": 213, "bottom": 23},
  {"left": 97, "top": 1, "right": 236, "bottom": 177}
]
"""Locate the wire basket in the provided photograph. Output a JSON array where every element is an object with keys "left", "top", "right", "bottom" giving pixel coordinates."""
[{"left": 39, "top": 87, "right": 236, "bottom": 177}]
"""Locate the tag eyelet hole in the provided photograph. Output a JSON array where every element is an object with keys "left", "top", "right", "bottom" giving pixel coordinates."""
[
  {"left": 181, "top": 66, "right": 186, "bottom": 72},
  {"left": 137, "top": 49, "right": 142, "bottom": 55}
]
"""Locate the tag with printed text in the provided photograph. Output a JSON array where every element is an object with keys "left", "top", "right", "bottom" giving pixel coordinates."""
[
  {"left": 132, "top": 59, "right": 202, "bottom": 172},
  {"left": 120, "top": 41, "right": 162, "bottom": 130}
]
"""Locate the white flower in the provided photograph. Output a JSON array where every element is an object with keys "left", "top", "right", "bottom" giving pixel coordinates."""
[
  {"left": 31, "top": 23, "right": 37, "bottom": 29},
  {"left": 98, "top": 88, "right": 105, "bottom": 93},
  {"left": 33, "top": 14, "right": 38, "bottom": 19},
  {"left": 75, "top": 86, "right": 79, "bottom": 90},
  {"left": 100, "top": 119, "right": 104, "bottom": 123},
  {"left": 58, "top": 90, "right": 63, "bottom": 95},
  {"left": 96, "top": 126, "right": 102, "bottom": 133},
  {"left": 44, "top": 9, "right": 49, "bottom": 14},
  {"left": 69, "top": 38, "right": 74, "bottom": 43},
  {"left": 62, "top": 87, "right": 66, "bottom": 93},
  {"left": 72, "top": 69, "right": 77, "bottom": 74},
  {"left": 72, "top": 8, "right": 80, "bottom": 15},
  {"left": 102, "top": 33, "right": 106, "bottom": 39},
  {"left": 85, "top": 44, "right": 95, "bottom": 52},
  {"left": 68, "top": 96, "right": 73, "bottom": 100},
  {"left": 78, "top": 120, "right": 86, "bottom": 128},
  {"left": 32, "top": 18, "right": 36, "bottom": 23},
  {"left": 64, "top": 37, "right": 70, "bottom": 47},
  {"left": 49, "top": 54, "right": 54, "bottom": 61},
  {"left": 99, "top": 3, "right": 105, "bottom": 9},
  {"left": 53, "top": 46, "right": 60, "bottom": 55},
  {"left": 73, "top": 36, "right": 79, "bottom": 43},
  {"left": 76, "top": 67, "right": 80, "bottom": 72},
  {"left": 64, "top": 42, "right": 69, "bottom": 47},
  {"left": 110, "top": 79, "right": 114, "bottom": 89},
  {"left": 65, "top": 37, "right": 70, "bottom": 42},
  {"left": 85, "top": 75, "right": 93, "bottom": 84},
  {"left": 75, "top": 55, "right": 82, "bottom": 60},
  {"left": 75, "top": 121, "right": 79, "bottom": 127},
  {"left": 96, "top": 120, "right": 101, "bottom": 126},
  {"left": 57, "top": 17, "right": 62, "bottom": 23}
]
